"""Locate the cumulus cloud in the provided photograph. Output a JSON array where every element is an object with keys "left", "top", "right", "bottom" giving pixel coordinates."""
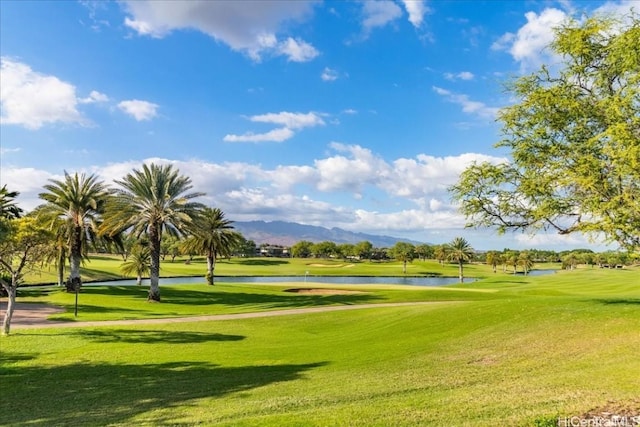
[
  {"left": 399, "top": 0, "right": 430, "bottom": 28},
  {"left": 432, "top": 86, "right": 500, "bottom": 120},
  {"left": 79, "top": 90, "right": 109, "bottom": 104},
  {"left": 117, "top": 99, "right": 159, "bottom": 121},
  {"left": 121, "top": 0, "right": 319, "bottom": 62},
  {"left": 491, "top": 8, "right": 567, "bottom": 71},
  {"left": 224, "top": 111, "right": 325, "bottom": 143},
  {"left": 0, "top": 147, "right": 509, "bottom": 241},
  {"left": 0, "top": 58, "right": 89, "bottom": 129},
  {"left": 361, "top": 0, "right": 403, "bottom": 35}
]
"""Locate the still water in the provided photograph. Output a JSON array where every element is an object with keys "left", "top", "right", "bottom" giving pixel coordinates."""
[
  {"left": 85, "top": 270, "right": 555, "bottom": 287},
  {"left": 88, "top": 275, "right": 469, "bottom": 287}
]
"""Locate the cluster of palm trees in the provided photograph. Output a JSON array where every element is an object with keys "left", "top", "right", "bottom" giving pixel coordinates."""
[
  {"left": 485, "top": 250, "right": 535, "bottom": 275},
  {"left": 388, "top": 237, "right": 475, "bottom": 282},
  {"left": 21, "top": 163, "right": 239, "bottom": 301}
]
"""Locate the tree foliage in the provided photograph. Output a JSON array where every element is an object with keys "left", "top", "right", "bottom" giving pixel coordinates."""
[
  {"left": 451, "top": 13, "right": 640, "bottom": 251},
  {"left": 102, "top": 163, "right": 205, "bottom": 301},
  {"left": 181, "top": 207, "right": 240, "bottom": 285},
  {"left": 0, "top": 216, "right": 52, "bottom": 334},
  {"left": 446, "top": 237, "right": 474, "bottom": 283},
  {"left": 38, "top": 172, "right": 112, "bottom": 292},
  {"left": 389, "top": 242, "right": 415, "bottom": 274}
]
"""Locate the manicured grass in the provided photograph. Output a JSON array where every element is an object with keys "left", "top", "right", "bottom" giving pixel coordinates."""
[{"left": 1, "top": 268, "right": 638, "bottom": 426}]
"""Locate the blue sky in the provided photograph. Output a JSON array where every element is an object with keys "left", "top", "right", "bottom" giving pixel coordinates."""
[{"left": 0, "top": 0, "right": 634, "bottom": 250}]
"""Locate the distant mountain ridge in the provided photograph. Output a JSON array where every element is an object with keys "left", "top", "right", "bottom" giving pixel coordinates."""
[{"left": 233, "top": 220, "right": 422, "bottom": 247}]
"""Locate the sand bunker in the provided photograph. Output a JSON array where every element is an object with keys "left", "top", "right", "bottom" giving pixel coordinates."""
[
  {"left": 307, "top": 263, "right": 355, "bottom": 268},
  {"left": 284, "top": 288, "right": 366, "bottom": 295}
]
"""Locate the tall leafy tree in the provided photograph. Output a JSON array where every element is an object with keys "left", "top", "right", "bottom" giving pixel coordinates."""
[
  {"left": 354, "top": 240, "right": 373, "bottom": 261},
  {"left": 291, "top": 240, "right": 314, "bottom": 258},
  {"left": 446, "top": 237, "right": 474, "bottom": 283},
  {"left": 181, "top": 207, "right": 240, "bottom": 285},
  {"left": 389, "top": 242, "right": 415, "bottom": 274},
  {"left": 451, "top": 13, "right": 640, "bottom": 252},
  {"left": 0, "top": 216, "right": 51, "bottom": 335},
  {"left": 38, "top": 172, "right": 111, "bottom": 292},
  {"left": 102, "top": 163, "right": 205, "bottom": 301}
]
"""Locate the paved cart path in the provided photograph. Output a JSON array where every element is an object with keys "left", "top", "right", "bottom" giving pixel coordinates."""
[{"left": 2, "top": 301, "right": 458, "bottom": 330}]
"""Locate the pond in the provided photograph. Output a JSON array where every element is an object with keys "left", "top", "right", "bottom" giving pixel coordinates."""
[
  {"left": 86, "top": 275, "right": 473, "bottom": 287},
  {"left": 81, "top": 270, "right": 556, "bottom": 288}
]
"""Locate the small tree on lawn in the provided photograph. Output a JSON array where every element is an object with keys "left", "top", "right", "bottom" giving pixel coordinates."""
[
  {"left": 390, "top": 242, "right": 415, "bottom": 274},
  {"left": 0, "top": 216, "right": 51, "bottom": 335}
]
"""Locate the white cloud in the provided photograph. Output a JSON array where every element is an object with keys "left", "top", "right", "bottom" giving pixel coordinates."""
[
  {"left": 223, "top": 127, "right": 295, "bottom": 143},
  {"left": 121, "top": 1, "right": 319, "bottom": 62},
  {"left": 250, "top": 111, "right": 325, "bottom": 129},
  {"left": 79, "top": 90, "right": 109, "bottom": 104},
  {"left": 432, "top": 86, "right": 500, "bottom": 120},
  {"left": 361, "top": 0, "right": 403, "bottom": 35},
  {"left": 444, "top": 71, "right": 475, "bottom": 81},
  {"left": 400, "top": 0, "right": 430, "bottom": 28},
  {"left": 224, "top": 111, "right": 325, "bottom": 143},
  {"left": 117, "top": 99, "right": 159, "bottom": 121},
  {"left": 492, "top": 8, "right": 567, "bottom": 71},
  {"left": 353, "top": 208, "right": 466, "bottom": 231},
  {"left": 0, "top": 58, "right": 89, "bottom": 129},
  {"left": 321, "top": 67, "right": 339, "bottom": 82},
  {"left": 315, "top": 143, "right": 390, "bottom": 195},
  {"left": 0, "top": 148, "right": 508, "bottom": 243},
  {"left": 277, "top": 37, "right": 319, "bottom": 62},
  {"left": 342, "top": 108, "right": 358, "bottom": 115}
]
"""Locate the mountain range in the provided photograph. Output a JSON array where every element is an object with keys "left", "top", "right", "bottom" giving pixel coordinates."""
[{"left": 233, "top": 220, "right": 423, "bottom": 248}]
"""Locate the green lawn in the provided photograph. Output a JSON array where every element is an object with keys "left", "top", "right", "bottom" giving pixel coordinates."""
[{"left": 1, "top": 268, "right": 638, "bottom": 426}]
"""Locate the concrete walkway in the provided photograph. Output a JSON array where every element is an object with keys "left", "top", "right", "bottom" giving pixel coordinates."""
[{"left": 4, "top": 301, "right": 457, "bottom": 330}]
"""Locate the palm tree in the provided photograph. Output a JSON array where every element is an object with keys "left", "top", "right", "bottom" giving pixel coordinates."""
[
  {"left": 485, "top": 250, "right": 501, "bottom": 273},
  {"left": 38, "top": 172, "right": 111, "bottom": 292},
  {"left": 181, "top": 207, "right": 240, "bottom": 285},
  {"left": 518, "top": 251, "right": 534, "bottom": 275},
  {"left": 102, "top": 163, "right": 205, "bottom": 301},
  {"left": 389, "top": 242, "right": 415, "bottom": 274},
  {"left": 0, "top": 185, "right": 23, "bottom": 220},
  {"left": 433, "top": 244, "right": 447, "bottom": 266},
  {"left": 120, "top": 244, "right": 151, "bottom": 286},
  {"left": 446, "top": 237, "right": 474, "bottom": 283}
]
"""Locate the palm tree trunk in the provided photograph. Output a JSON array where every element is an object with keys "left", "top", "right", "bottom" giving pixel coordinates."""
[
  {"left": 68, "top": 225, "right": 83, "bottom": 292},
  {"left": 136, "top": 273, "right": 142, "bottom": 286},
  {"left": 206, "top": 252, "right": 215, "bottom": 285},
  {"left": 459, "top": 261, "right": 464, "bottom": 283},
  {"left": 57, "top": 249, "right": 65, "bottom": 287},
  {"left": 148, "top": 224, "right": 161, "bottom": 302}
]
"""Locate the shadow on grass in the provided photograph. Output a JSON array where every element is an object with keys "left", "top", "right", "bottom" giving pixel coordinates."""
[
  {"left": 0, "top": 352, "right": 38, "bottom": 365},
  {"left": 77, "top": 286, "right": 384, "bottom": 310},
  {"left": 233, "top": 259, "right": 290, "bottom": 266},
  {"left": 66, "top": 329, "right": 245, "bottom": 344},
  {"left": 0, "top": 360, "right": 327, "bottom": 426},
  {"left": 597, "top": 298, "right": 640, "bottom": 306}
]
